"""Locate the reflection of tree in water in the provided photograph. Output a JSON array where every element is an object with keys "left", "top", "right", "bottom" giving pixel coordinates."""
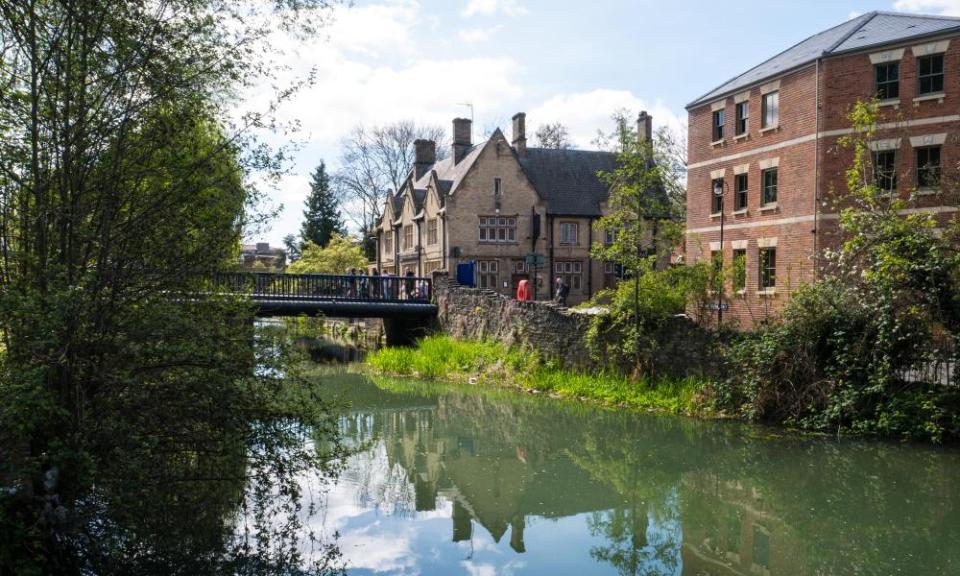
[{"left": 588, "top": 493, "right": 682, "bottom": 576}]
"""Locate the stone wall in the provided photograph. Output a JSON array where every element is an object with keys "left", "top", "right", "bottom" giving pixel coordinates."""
[{"left": 432, "top": 272, "right": 721, "bottom": 378}]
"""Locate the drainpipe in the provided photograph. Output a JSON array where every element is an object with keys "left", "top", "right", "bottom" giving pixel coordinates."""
[
  {"left": 547, "top": 214, "right": 555, "bottom": 301},
  {"left": 813, "top": 57, "right": 822, "bottom": 282},
  {"left": 587, "top": 217, "right": 594, "bottom": 298},
  {"left": 376, "top": 229, "right": 382, "bottom": 272},
  {"left": 416, "top": 219, "right": 423, "bottom": 276},
  {"left": 441, "top": 213, "right": 448, "bottom": 270}
]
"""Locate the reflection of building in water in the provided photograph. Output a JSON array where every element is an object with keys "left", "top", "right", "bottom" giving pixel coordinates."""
[
  {"left": 680, "top": 472, "right": 801, "bottom": 576},
  {"left": 339, "top": 382, "right": 620, "bottom": 553}
]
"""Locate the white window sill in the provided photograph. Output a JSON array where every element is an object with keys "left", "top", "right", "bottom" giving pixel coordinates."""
[
  {"left": 878, "top": 98, "right": 901, "bottom": 108},
  {"left": 735, "top": 289, "right": 747, "bottom": 298},
  {"left": 734, "top": 132, "right": 749, "bottom": 141},
  {"left": 732, "top": 208, "right": 749, "bottom": 216},
  {"left": 757, "top": 289, "right": 777, "bottom": 297},
  {"left": 913, "top": 92, "right": 945, "bottom": 104},
  {"left": 915, "top": 187, "right": 941, "bottom": 196},
  {"left": 759, "top": 203, "right": 779, "bottom": 212},
  {"left": 711, "top": 139, "right": 725, "bottom": 147},
  {"left": 710, "top": 212, "right": 722, "bottom": 219},
  {"left": 759, "top": 124, "right": 780, "bottom": 134}
]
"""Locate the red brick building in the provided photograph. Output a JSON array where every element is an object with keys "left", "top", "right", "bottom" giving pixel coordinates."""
[{"left": 686, "top": 11, "right": 960, "bottom": 327}]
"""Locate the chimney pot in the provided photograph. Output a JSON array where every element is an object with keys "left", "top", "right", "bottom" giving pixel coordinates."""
[
  {"left": 512, "top": 112, "right": 527, "bottom": 157},
  {"left": 413, "top": 139, "right": 436, "bottom": 179},
  {"left": 637, "top": 111, "right": 652, "bottom": 144},
  {"left": 453, "top": 118, "right": 472, "bottom": 164}
]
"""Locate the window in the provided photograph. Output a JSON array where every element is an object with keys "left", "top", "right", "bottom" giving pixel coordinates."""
[
  {"left": 761, "top": 92, "right": 779, "bottom": 129},
  {"left": 603, "top": 262, "right": 617, "bottom": 274},
  {"left": 494, "top": 177, "right": 502, "bottom": 197},
  {"left": 513, "top": 260, "right": 526, "bottom": 273},
  {"left": 712, "top": 109, "right": 725, "bottom": 141},
  {"left": 873, "top": 150, "right": 897, "bottom": 192},
  {"left": 761, "top": 168, "right": 778, "bottom": 206},
  {"left": 711, "top": 178, "right": 724, "bottom": 214},
  {"left": 875, "top": 62, "right": 899, "bottom": 100},
  {"left": 916, "top": 146, "right": 941, "bottom": 188},
  {"left": 711, "top": 250, "right": 723, "bottom": 292},
  {"left": 604, "top": 228, "right": 616, "bottom": 245},
  {"left": 479, "top": 216, "right": 517, "bottom": 243},
  {"left": 555, "top": 260, "right": 582, "bottom": 290},
  {"left": 736, "top": 101, "right": 749, "bottom": 136},
  {"left": 759, "top": 247, "right": 776, "bottom": 290},
  {"left": 560, "top": 222, "right": 579, "bottom": 245},
  {"left": 427, "top": 218, "right": 438, "bottom": 245},
  {"left": 383, "top": 232, "right": 393, "bottom": 255},
  {"left": 918, "top": 54, "right": 944, "bottom": 95},
  {"left": 403, "top": 224, "right": 414, "bottom": 250},
  {"left": 734, "top": 173, "right": 748, "bottom": 211},
  {"left": 478, "top": 260, "right": 498, "bottom": 289},
  {"left": 732, "top": 249, "right": 746, "bottom": 292}
]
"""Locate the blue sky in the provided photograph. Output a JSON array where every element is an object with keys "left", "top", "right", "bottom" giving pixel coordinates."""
[{"left": 251, "top": 0, "right": 960, "bottom": 244}]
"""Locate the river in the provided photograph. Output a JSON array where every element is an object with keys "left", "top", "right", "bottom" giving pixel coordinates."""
[{"left": 308, "top": 369, "right": 960, "bottom": 575}]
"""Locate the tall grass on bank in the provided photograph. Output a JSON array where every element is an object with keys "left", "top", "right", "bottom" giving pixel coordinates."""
[{"left": 366, "top": 336, "right": 706, "bottom": 415}]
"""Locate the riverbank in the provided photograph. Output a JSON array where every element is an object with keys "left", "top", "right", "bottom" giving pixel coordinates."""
[{"left": 365, "top": 335, "right": 712, "bottom": 416}]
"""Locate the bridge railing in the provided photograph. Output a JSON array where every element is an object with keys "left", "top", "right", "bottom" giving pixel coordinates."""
[{"left": 212, "top": 272, "right": 433, "bottom": 303}]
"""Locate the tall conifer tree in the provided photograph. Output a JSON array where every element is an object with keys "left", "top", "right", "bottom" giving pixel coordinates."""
[{"left": 300, "top": 161, "right": 343, "bottom": 248}]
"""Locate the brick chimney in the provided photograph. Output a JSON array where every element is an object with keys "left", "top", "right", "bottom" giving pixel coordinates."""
[
  {"left": 452, "top": 118, "right": 472, "bottom": 164},
  {"left": 512, "top": 112, "right": 526, "bottom": 157},
  {"left": 637, "top": 110, "right": 652, "bottom": 143},
  {"left": 413, "top": 139, "right": 436, "bottom": 179}
]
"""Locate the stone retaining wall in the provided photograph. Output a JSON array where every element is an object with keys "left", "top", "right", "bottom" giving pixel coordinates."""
[{"left": 432, "top": 272, "right": 721, "bottom": 378}]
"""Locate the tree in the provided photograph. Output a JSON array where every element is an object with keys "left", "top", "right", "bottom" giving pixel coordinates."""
[
  {"left": 535, "top": 122, "right": 573, "bottom": 149},
  {"left": 284, "top": 233, "right": 302, "bottom": 262},
  {"left": 287, "top": 234, "right": 368, "bottom": 274},
  {"left": 335, "top": 121, "right": 447, "bottom": 234},
  {"left": 0, "top": 0, "right": 345, "bottom": 571},
  {"left": 301, "top": 161, "right": 343, "bottom": 248}
]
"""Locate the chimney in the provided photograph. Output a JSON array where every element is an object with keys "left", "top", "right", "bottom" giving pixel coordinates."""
[
  {"left": 413, "top": 139, "right": 436, "bottom": 179},
  {"left": 637, "top": 111, "right": 653, "bottom": 144},
  {"left": 511, "top": 112, "right": 526, "bottom": 157},
  {"left": 452, "top": 118, "right": 472, "bottom": 164}
]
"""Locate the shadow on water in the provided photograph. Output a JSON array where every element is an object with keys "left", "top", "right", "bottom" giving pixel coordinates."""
[{"left": 316, "top": 370, "right": 960, "bottom": 576}]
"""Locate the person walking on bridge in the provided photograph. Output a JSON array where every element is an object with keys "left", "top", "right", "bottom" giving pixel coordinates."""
[{"left": 555, "top": 277, "right": 569, "bottom": 307}]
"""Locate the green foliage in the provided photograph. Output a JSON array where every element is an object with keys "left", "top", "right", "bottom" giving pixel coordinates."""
[
  {"left": 366, "top": 336, "right": 708, "bottom": 415},
  {"left": 719, "top": 100, "right": 960, "bottom": 441},
  {"left": 300, "top": 161, "right": 344, "bottom": 249},
  {"left": 287, "top": 234, "right": 367, "bottom": 274},
  {"left": 585, "top": 264, "right": 711, "bottom": 376}
]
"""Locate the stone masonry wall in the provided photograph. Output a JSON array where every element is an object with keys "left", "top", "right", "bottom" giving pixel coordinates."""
[{"left": 432, "top": 272, "right": 721, "bottom": 378}]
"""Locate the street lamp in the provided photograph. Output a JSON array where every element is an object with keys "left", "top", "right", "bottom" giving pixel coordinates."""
[{"left": 713, "top": 178, "right": 726, "bottom": 329}]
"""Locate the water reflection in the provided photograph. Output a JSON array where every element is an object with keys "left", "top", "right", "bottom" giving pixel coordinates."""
[{"left": 321, "top": 372, "right": 960, "bottom": 575}]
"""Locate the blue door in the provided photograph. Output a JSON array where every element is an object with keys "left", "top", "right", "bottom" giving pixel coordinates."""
[{"left": 456, "top": 261, "right": 476, "bottom": 287}]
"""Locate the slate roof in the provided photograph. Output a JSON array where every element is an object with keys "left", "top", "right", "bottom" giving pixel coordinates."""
[
  {"left": 519, "top": 148, "right": 617, "bottom": 216},
  {"left": 688, "top": 11, "right": 960, "bottom": 109}
]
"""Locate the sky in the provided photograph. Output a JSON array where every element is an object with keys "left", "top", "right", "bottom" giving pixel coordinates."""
[{"left": 247, "top": 0, "right": 960, "bottom": 245}]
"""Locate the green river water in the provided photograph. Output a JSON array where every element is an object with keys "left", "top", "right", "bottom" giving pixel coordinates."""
[{"left": 315, "top": 370, "right": 960, "bottom": 575}]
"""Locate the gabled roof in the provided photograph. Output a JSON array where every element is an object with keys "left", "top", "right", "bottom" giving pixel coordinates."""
[
  {"left": 687, "top": 11, "right": 960, "bottom": 109},
  {"left": 519, "top": 148, "right": 617, "bottom": 216}
]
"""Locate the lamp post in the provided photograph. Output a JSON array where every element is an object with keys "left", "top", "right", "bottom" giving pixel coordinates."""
[{"left": 713, "top": 179, "right": 726, "bottom": 329}]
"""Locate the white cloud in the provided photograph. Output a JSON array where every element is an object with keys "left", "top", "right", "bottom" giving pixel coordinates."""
[
  {"left": 849, "top": 10, "right": 863, "bottom": 19},
  {"left": 893, "top": 0, "right": 960, "bottom": 16},
  {"left": 462, "top": 0, "right": 528, "bottom": 18},
  {"left": 526, "top": 89, "right": 685, "bottom": 150},
  {"left": 325, "top": 0, "right": 421, "bottom": 57},
  {"left": 457, "top": 25, "right": 503, "bottom": 43}
]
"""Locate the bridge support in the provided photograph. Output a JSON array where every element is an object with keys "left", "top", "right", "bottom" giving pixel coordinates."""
[{"left": 382, "top": 315, "right": 434, "bottom": 346}]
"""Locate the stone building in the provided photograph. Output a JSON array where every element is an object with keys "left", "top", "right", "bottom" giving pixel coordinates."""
[
  {"left": 686, "top": 11, "right": 960, "bottom": 327},
  {"left": 240, "top": 242, "right": 286, "bottom": 271},
  {"left": 374, "top": 113, "right": 654, "bottom": 305}
]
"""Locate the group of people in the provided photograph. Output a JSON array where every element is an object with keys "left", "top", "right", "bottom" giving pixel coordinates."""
[
  {"left": 514, "top": 276, "right": 571, "bottom": 306},
  {"left": 343, "top": 268, "right": 429, "bottom": 301}
]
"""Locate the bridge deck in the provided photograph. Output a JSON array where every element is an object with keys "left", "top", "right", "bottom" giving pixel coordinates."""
[{"left": 214, "top": 272, "right": 438, "bottom": 318}]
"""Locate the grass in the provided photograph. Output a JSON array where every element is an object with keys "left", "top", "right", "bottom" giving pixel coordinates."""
[{"left": 366, "top": 335, "right": 710, "bottom": 415}]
